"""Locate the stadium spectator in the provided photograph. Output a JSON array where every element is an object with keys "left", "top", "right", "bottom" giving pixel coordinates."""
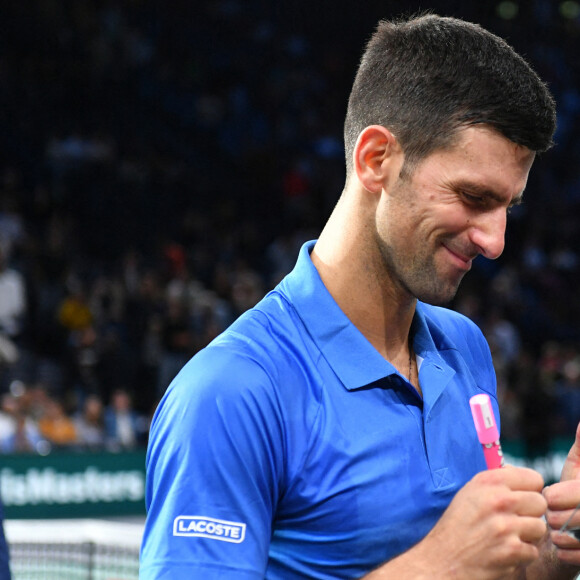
[
  {"left": 0, "top": 243, "right": 26, "bottom": 389},
  {"left": 57, "top": 278, "right": 93, "bottom": 333},
  {"left": 37, "top": 396, "right": 77, "bottom": 450},
  {"left": 104, "top": 388, "right": 147, "bottom": 452},
  {"left": 73, "top": 393, "right": 106, "bottom": 451},
  {"left": 0, "top": 393, "right": 43, "bottom": 454}
]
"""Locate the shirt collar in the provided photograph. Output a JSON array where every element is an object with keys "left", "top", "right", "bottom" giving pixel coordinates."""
[{"left": 280, "top": 240, "right": 447, "bottom": 390}]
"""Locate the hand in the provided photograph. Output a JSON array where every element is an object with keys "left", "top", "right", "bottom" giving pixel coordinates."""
[
  {"left": 421, "top": 466, "right": 547, "bottom": 579},
  {"left": 543, "top": 422, "right": 580, "bottom": 568}
]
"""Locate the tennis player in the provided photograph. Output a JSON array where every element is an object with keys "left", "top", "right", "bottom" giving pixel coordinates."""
[{"left": 140, "top": 14, "right": 580, "bottom": 579}]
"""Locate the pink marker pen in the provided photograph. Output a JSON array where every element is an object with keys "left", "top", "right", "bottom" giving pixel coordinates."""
[{"left": 469, "top": 394, "right": 505, "bottom": 470}]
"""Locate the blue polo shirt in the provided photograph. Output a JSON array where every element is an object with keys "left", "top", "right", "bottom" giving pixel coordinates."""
[{"left": 140, "top": 240, "right": 497, "bottom": 579}]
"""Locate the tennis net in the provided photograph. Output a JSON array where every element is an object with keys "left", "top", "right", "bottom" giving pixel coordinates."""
[{"left": 5, "top": 518, "right": 143, "bottom": 579}]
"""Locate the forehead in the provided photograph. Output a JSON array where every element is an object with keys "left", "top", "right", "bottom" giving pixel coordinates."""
[{"left": 451, "top": 125, "right": 534, "bottom": 164}]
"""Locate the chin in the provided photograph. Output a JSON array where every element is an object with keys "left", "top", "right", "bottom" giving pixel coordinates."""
[
  {"left": 403, "top": 266, "right": 465, "bottom": 306},
  {"left": 414, "top": 282, "right": 461, "bottom": 307}
]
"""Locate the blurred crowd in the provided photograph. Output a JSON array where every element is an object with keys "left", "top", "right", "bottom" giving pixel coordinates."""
[{"left": 0, "top": 0, "right": 579, "bottom": 455}]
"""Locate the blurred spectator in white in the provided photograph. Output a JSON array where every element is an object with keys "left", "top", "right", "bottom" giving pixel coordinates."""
[
  {"left": 0, "top": 242, "right": 27, "bottom": 389},
  {"left": 0, "top": 243, "right": 26, "bottom": 341},
  {"left": 0, "top": 392, "right": 43, "bottom": 454},
  {"left": 74, "top": 393, "right": 105, "bottom": 451},
  {"left": 104, "top": 389, "right": 147, "bottom": 452}
]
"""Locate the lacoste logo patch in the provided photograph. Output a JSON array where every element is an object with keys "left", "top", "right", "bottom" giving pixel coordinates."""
[{"left": 173, "top": 516, "right": 246, "bottom": 543}]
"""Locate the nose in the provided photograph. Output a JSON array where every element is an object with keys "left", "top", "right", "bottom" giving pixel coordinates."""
[{"left": 467, "top": 208, "right": 507, "bottom": 260}]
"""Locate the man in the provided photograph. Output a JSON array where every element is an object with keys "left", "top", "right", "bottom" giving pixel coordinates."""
[{"left": 140, "top": 14, "right": 580, "bottom": 579}]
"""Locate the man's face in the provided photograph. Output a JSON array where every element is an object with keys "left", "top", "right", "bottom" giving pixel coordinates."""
[{"left": 374, "top": 125, "right": 535, "bottom": 305}]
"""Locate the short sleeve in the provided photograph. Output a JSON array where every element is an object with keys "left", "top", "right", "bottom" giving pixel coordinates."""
[{"left": 139, "top": 344, "right": 285, "bottom": 579}]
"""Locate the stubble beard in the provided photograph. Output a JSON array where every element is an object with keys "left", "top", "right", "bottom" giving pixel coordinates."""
[
  {"left": 378, "top": 239, "right": 466, "bottom": 307},
  {"left": 405, "top": 253, "right": 465, "bottom": 306}
]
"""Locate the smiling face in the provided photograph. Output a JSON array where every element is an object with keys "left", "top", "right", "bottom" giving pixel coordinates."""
[{"left": 374, "top": 125, "right": 535, "bottom": 305}]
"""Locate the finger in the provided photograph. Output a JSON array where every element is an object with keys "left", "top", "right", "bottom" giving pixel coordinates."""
[
  {"left": 554, "top": 545, "right": 580, "bottom": 567},
  {"left": 519, "top": 515, "right": 548, "bottom": 544},
  {"left": 493, "top": 534, "right": 541, "bottom": 568},
  {"left": 551, "top": 527, "right": 580, "bottom": 550},
  {"left": 513, "top": 539, "right": 541, "bottom": 566},
  {"left": 543, "top": 481, "right": 580, "bottom": 510},
  {"left": 512, "top": 490, "right": 548, "bottom": 518},
  {"left": 546, "top": 506, "right": 580, "bottom": 531},
  {"left": 480, "top": 466, "right": 545, "bottom": 492}
]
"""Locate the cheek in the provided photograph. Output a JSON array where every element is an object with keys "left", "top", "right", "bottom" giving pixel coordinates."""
[
  {"left": 423, "top": 206, "right": 467, "bottom": 236},
  {"left": 378, "top": 210, "right": 413, "bottom": 247}
]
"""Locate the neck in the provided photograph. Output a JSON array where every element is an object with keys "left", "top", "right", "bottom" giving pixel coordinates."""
[{"left": 311, "top": 188, "right": 417, "bottom": 373}]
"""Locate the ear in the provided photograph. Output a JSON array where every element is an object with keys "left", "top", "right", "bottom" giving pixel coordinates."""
[{"left": 353, "top": 125, "right": 403, "bottom": 193}]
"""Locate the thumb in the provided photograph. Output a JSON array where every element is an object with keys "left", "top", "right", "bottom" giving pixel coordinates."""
[{"left": 561, "top": 422, "right": 580, "bottom": 482}]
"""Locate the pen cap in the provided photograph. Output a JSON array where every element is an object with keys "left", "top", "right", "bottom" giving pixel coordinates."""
[{"left": 469, "top": 394, "right": 499, "bottom": 444}]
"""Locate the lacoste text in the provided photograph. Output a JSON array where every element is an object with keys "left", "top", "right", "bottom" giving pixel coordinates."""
[{"left": 173, "top": 516, "right": 246, "bottom": 543}]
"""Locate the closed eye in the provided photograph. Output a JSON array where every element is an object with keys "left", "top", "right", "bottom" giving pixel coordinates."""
[
  {"left": 461, "top": 191, "right": 523, "bottom": 213},
  {"left": 461, "top": 191, "right": 486, "bottom": 205}
]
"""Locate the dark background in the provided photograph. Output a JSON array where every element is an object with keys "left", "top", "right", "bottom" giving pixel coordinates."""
[{"left": 0, "top": 0, "right": 579, "bottom": 455}]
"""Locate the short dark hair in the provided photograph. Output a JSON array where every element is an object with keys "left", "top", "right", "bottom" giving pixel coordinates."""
[{"left": 344, "top": 14, "right": 557, "bottom": 179}]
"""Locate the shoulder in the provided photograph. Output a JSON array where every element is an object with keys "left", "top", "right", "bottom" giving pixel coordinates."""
[
  {"left": 152, "top": 289, "right": 315, "bottom": 437},
  {"left": 185, "top": 290, "right": 300, "bottom": 391}
]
